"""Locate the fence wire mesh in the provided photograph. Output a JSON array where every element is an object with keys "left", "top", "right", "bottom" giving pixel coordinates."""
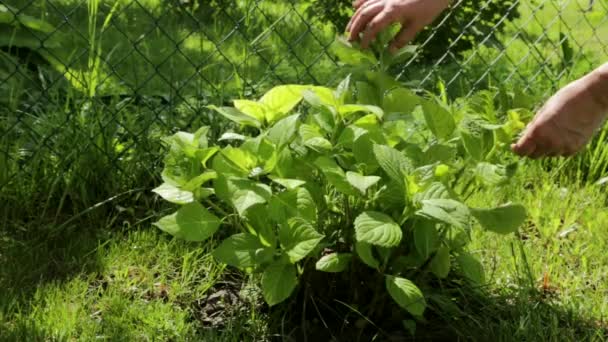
[{"left": 1, "top": 0, "right": 607, "bottom": 223}]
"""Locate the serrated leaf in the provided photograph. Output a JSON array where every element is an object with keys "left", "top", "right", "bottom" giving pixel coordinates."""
[
  {"left": 470, "top": 204, "right": 527, "bottom": 235},
  {"left": 475, "top": 162, "right": 517, "bottom": 186},
  {"left": 208, "top": 105, "right": 261, "bottom": 128},
  {"left": 213, "top": 233, "right": 266, "bottom": 268},
  {"left": 417, "top": 199, "right": 470, "bottom": 229},
  {"left": 267, "top": 114, "right": 300, "bottom": 147},
  {"left": 355, "top": 242, "right": 380, "bottom": 269},
  {"left": 421, "top": 98, "right": 455, "bottom": 141},
  {"left": 315, "top": 253, "right": 352, "bottom": 273},
  {"left": 373, "top": 144, "right": 412, "bottom": 184},
  {"left": 460, "top": 117, "right": 495, "bottom": 161},
  {"left": 346, "top": 172, "right": 381, "bottom": 195},
  {"left": 354, "top": 211, "right": 402, "bottom": 247},
  {"left": 153, "top": 202, "right": 220, "bottom": 242},
  {"left": 262, "top": 262, "right": 298, "bottom": 306},
  {"left": 279, "top": 218, "right": 324, "bottom": 263},
  {"left": 430, "top": 246, "right": 450, "bottom": 278},
  {"left": 413, "top": 182, "right": 452, "bottom": 203},
  {"left": 456, "top": 253, "right": 485, "bottom": 284},
  {"left": 413, "top": 220, "right": 439, "bottom": 260},
  {"left": 385, "top": 276, "right": 426, "bottom": 316}
]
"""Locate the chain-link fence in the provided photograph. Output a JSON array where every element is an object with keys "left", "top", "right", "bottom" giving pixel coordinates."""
[{"left": 1, "top": 0, "right": 607, "bottom": 225}]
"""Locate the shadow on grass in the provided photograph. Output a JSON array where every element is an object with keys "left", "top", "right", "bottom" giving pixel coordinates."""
[{"left": 266, "top": 278, "right": 607, "bottom": 342}]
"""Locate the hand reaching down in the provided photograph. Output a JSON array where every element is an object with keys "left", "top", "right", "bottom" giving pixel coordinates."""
[
  {"left": 512, "top": 64, "right": 608, "bottom": 158},
  {"left": 347, "top": 0, "right": 451, "bottom": 53}
]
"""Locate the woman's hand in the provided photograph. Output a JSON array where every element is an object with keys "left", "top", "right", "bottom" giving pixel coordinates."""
[
  {"left": 512, "top": 64, "right": 608, "bottom": 158},
  {"left": 346, "top": 0, "right": 451, "bottom": 53}
]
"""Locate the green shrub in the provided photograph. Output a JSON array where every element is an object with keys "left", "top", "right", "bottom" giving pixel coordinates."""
[{"left": 151, "top": 38, "right": 529, "bottom": 328}]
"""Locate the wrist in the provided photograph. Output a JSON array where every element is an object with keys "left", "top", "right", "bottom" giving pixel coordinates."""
[{"left": 583, "top": 63, "right": 608, "bottom": 110}]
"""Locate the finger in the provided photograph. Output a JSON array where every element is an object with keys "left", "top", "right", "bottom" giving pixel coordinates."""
[
  {"left": 353, "top": 0, "right": 370, "bottom": 10},
  {"left": 511, "top": 132, "right": 537, "bottom": 157},
  {"left": 348, "top": 2, "right": 384, "bottom": 42},
  {"left": 347, "top": 0, "right": 381, "bottom": 33},
  {"left": 346, "top": 0, "right": 377, "bottom": 32},
  {"left": 361, "top": 10, "right": 395, "bottom": 49},
  {"left": 389, "top": 23, "right": 419, "bottom": 53}
]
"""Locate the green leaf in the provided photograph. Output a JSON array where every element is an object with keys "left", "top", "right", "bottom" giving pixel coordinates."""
[
  {"left": 233, "top": 99, "right": 267, "bottom": 122},
  {"left": 470, "top": 204, "right": 527, "bottom": 235},
  {"left": 262, "top": 262, "right": 298, "bottom": 306},
  {"left": 153, "top": 202, "right": 221, "bottom": 242},
  {"left": 413, "top": 182, "right": 452, "bottom": 204},
  {"left": 339, "top": 104, "right": 384, "bottom": 119},
  {"left": 354, "top": 211, "right": 402, "bottom": 247},
  {"left": 245, "top": 204, "right": 276, "bottom": 247},
  {"left": 355, "top": 242, "right": 380, "bottom": 269},
  {"left": 267, "top": 114, "right": 300, "bottom": 147},
  {"left": 260, "top": 85, "right": 306, "bottom": 123},
  {"left": 300, "top": 124, "right": 332, "bottom": 152},
  {"left": 346, "top": 171, "right": 381, "bottom": 195},
  {"left": 152, "top": 183, "right": 194, "bottom": 205},
  {"left": 335, "top": 74, "right": 352, "bottom": 104},
  {"left": 475, "top": 162, "right": 517, "bottom": 186},
  {"left": 430, "top": 246, "right": 450, "bottom": 279},
  {"left": 314, "top": 156, "right": 358, "bottom": 196},
  {"left": 417, "top": 199, "right": 470, "bottom": 229},
  {"left": 0, "top": 5, "right": 56, "bottom": 32},
  {"left": 269, "top": 188, "right": 317, "bottom": 224},
  {"left": 315, "top": 253, "right": 352, "bottom": 273},
  {"left": 456, "top": 253, "right": 485, "bottom": 284},
  {"left": 220, "top": 147, "right": 258, "bottom": 175},
  {"left": 233, "top": 189, "right": 268, "bottom": 216},
  {"left": 460, "top": 117, "right": 495, "bottom": 161},
  {"left": 213, "top": 233, "right": 266, "bottom": 268},
  {"left": 413, "top": 220, "right": 439, "bottom": 260},
  {"left": 356, "top": 81, "right": 379, "bottom": 106},
  {"left": 182, "top": 171, "right": 218, "bottom": 192},
  {"left": 216, "top": 177, "right": 272, "bottom": 216},
  {"left": 303, "top": 86, "right": 338, "bottom": 107},
  {"left": 383, "top": 88, "right": 420, "bottom": 115},
  {"left": 269, "top": 177, "right": 307, "bottom": 190},
  {"left": 331, "top": 36, "right": 377, "bottom": 66},
  {"left": 208, "top": 105, "right": 261, "bottom": 128},
  {"left": 373, "top": 144, "right": 412, "bottom": 184},
  {"left": 421, "top": 98, "right": 455, "bottom": 141},
  {"left": 385, "top": 275, "right": 426, "bottom": 316},
  {"left": 279, "top": 218, "right": 324, "bottom": 263}
]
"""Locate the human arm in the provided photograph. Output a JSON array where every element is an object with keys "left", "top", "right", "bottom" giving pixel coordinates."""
[{"left": 512, "top": 62, "right": 608, "bottom": 158}]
